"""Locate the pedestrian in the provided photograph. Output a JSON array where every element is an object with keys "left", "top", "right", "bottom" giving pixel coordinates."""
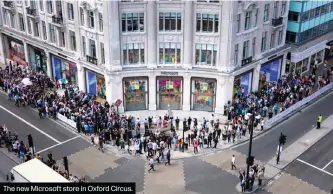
[
  {"left": 317, "top": 114, "right": 322, "bottom": 129},
  {"left": 193, "top": 139, "right": 198, "bottom": 154},
  {"left": 241, "top": 178, "right": 245, "bottom": 192},
  {"left": 258, "top": 169, "right": 264, "bottom": 186},
  {"left": 165, "top": 149, "right": 171, "bottom": 165},
  {"left": 231, "top": 155, "right": 237, "bottom": 170},
  {"left": 148, "top": 157, "right": 155, "bottom": 172}
]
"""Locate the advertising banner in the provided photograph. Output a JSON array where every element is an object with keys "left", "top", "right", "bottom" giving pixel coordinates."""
[
  {"left": 9, "top": 41, "right": 27, "bottom": 66},
  {"left": 260, "top": 58, "right": 281, "bottom": 82},
  {"left": 52, "top": 57, "right": 62, "bottom": 80},
  {"left": 87, "top": 71, "right": 97, "bottom": 95},
  {"left": 240, "top": 72, "right": 252, "bottom": 95}
]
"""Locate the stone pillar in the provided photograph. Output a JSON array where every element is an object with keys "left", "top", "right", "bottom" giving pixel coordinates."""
[
  {"left": 56, "top": 28, "right": 61, "bottom": 47},
  {"left": 183, "top": 1, "right": 193, "bottom": 69},
  {"left": 147, "top": 1, "right": 157, "bottom": 69},
  {"left": 77, "top": 63, "right": 86, "bottom": 92},
  {"left": 110, "top": 1, "right": 121, "bottom": 71},
  {"left": 215, "top": 75, "right": 234, "bottom": 114},
  {"left": 23, "top": 41, "right": 29, "bottom": 65},
  {"left": 218, "top": 1, "right": 232, "bottom": 72},
  {"left": 104, "top": 74, "right": 112, "bottom": 104},
  {"left": 251, "top": 64, "right": 261, "bottom": 92},
  {"left": 107, "top": 74, "right": 124, "bottom": 113},
  {"left": 45, "top": 51, "right": 53, "bottom": 78},
  {"left": 0, "top": 34, "right": 5, "bottom": 64},
  {"left": 182, "top": 75, "right": 191, "bottom": 111},
  {"left": 148, "top": 73, "right": 157, "bottom": 110}
]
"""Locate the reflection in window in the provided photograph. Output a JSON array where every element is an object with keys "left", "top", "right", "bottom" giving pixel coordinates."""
[
  {"left": 121, "top": 13, "right": 144, "bottom": 32},
  {"left": 159, "top": 12, "right": 181, "bottom": 31},
  {"left": 195, "top": 44, "right": 217, "bottom": 66},
  {"left": 159, "top": 43, "right": 181, "bottom": 64},
  {"left": 123, "top": 78, "right": 148, "bottom": 111},
  {"left": 196, "top": 13, "right": 219, "bottom": 33},
  {"left": 191, "top": 78, "right": 216, "bottom": 112},
  {"left": 122, "top": 43, "right": 145, "bottom": 65}
]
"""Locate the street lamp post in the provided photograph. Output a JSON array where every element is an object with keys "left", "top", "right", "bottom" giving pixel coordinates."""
[{"left": 245, "top": 112, "right": 255, "bottom": 190}]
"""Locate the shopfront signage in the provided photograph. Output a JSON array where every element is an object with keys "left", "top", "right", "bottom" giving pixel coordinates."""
[{"left": 161, "top": 71, "right": 178, "bottom": 76}]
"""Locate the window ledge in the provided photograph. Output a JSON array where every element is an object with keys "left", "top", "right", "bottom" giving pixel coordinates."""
[
  {"left": 194, "top": 65, "right": 217, "bottom": 69},
  {"left": 121, "top": 32, "right": 146, "bottom": 35},
  {"left": 236, "top": 26, "right": 259, "bottom": 36},
  {"left": 158, "top": 31, "right": 182, "bottom": 34},
  {"left": 195, "top": 33, "right": 219, "bottom": 36},
  {"left": 263, "top": 20, "right": 270, "bottom": 25},
  {"left": 67, "top": 20, "right": 75, "bottom": 25}
]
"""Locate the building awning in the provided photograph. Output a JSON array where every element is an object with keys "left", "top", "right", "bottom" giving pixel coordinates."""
[{"left": 291, "top": 40, "right": 328, "bottom": 63}]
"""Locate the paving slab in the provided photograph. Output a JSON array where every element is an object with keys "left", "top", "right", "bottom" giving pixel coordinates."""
[{"left": 143, "top": 160, "right": 185, "bottom": 194}]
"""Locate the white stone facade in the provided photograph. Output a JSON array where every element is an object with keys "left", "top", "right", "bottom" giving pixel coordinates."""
[{"left": 0, "top": 0, "right": 291, "bottom": 119}]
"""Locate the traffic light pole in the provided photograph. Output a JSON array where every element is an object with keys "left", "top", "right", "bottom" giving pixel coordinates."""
[{"left": 245, "top": 113, "right": 255, "bottom": 190}]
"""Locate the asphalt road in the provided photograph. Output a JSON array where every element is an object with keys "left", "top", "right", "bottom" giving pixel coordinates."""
[
  {"left": 0, "top": 91, "right": 92, "bottom": 161},
  {"left": 233, "top": 90, "right": 333, "bottom": 163},
  {"left": 285, "top": 129, "right": 333, "bottom": 193},
  {"left": 0, "top": 151, "right": 18, "bottom": 182}
]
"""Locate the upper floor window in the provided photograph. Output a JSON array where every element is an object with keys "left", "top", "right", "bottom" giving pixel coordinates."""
[
  {"left": 261, "top": 31, "right": 267, "bottom": 52},
  {"left": 47, "top": 0, "right": 53, "bottom": 14},
  {"left": 254, "top": 8, "right": 258, "bottom": 27},
  {"left": 100, "top": 43, "right": 105, "bottom": 64},
  {"left": 196, "top": 13, "right": 219, "bottom": 33},
  {"left": 122, "top": 43, "right": 145, "bottom": 65},
  {"left": 88, "top": 11, "right": 94, "bottom": 28},
  {"left": 80, "top": 8, "right": 84, "bottom": 26},
  {"left": 244, "top": 11, "right": 251, "bottom": 30},
  {"left": 89, "top": 39, "right": 96, "bottom": 58},
  {"left": 195, "top": 43, "right": 217, "bottom": 66},
  {"left": 49, "top": 24, "right": 56, "bottom": 43},
  {"left": 288, "top": 11, "right": 299, "bottom": 22},
  {"left": 33, "top": 22, "right": 39, "bottom": 37},
  {"left": 243, "top": 40, "right": 249, "bottom": 59},
  {"left": 99, "top": 13, "right": 103, "bottom": 32},
  {"left": 197, "top": 0, "right": 220, "bottom": 2},
  {"left": 252, "top": 37, "right": 256, "bottom": 57},
  {"left": 278, "top": 29, "right": 283, "bottom": 45},
  {"left": 273, "top": 2, "right": 278, "bottom": 19},
  {"left": 270, "top": 32, "right": 275, "bottom": 48},
  {"left": 236, "top": 14, "right": 241, "bottom": 33},
  {"left": 2, "top": 9, "right": 8, "bottom": 26},
  {"left": 264, "top": 3, "right": 270, "bottom": 22},
  {"left": 67, "top": 3, "right": 74, "bottom": 20},
  {"left": 281, "top": 1, "right": 286, "bottom": 16},
  {"left": 19, "top": 13, "right": 25, "bottom": 31},
  {"left": 39, "top": 0, "right": 44, "bottom": 12},
  {"left": 69, "top": 30, "right": 76, "bottom": 51},
  {"left": 234, "top": 44, "right": 238, "bottom": 65},
  {"left": 159, "top": 12, "right": 181, "bottom": 32},
  {"left": 159, "top": 43, "right": 181, "bottom": 64},
  {"left": 42, "top": 21, "right": 47, "bottom": 40},
  {"left": 121, "top": 13, "right": 144, "bottom": 32}
]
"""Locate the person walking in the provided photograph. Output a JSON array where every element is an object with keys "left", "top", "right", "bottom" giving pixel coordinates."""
[
  {"left": 231, "top": 155, "right": 237, "bottom": 170},
  {"left": 148, "top": 157, "right": 155, "bottom": 172},
  {"left": 165, "top": 149, "right": 171, "bottom": 165},
  {"left": 317, "top": 114, "right": 323, "bottom": 129}
]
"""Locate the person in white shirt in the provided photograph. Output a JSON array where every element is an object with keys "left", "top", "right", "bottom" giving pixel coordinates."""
[
  {"left": 152, "top": 142, "right": 157, "bottom": 155},
  {"left": 231, "top": 155, "right": 237, "bottom": 170},
  {"left": 148, "top": 158, "right": 155, "bottom": 172}
]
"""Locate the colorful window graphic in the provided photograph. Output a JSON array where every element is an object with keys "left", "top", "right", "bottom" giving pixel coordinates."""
[
  {"left": 191, "top": 79, "right": 216, "bottom": 112},
  {"left": 200, "top": 82, "right": 208, "bottom": 91},
  {"left": 131, "top": 81, "right": 140, "bottom": 90},
  {"left": 166, "top": 81, "right": 174, "bottom": 89}
]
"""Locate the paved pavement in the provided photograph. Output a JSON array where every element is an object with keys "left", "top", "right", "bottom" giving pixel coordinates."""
[
  {"left": 233, "top": 90, "right": 333, "bottom": 163},
  {"left": 284, "top": 128, "right": 333, "bottom": 193},
  {"left": 0, "top": 151, "right": 18, "bottom": 182}
]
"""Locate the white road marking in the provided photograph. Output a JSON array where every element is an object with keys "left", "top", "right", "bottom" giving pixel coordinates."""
[
  {"left": 0, "top": 104, "right": 61, "bottom": 144},
  {"left": 36, "top": 136, "right": 80, "bottom": 154},
  {"left": 322, "top": 159, "right": 333, "bottom": 170},
  {"left": 296, "top": 159, "right": 333, "bottom": 177}
]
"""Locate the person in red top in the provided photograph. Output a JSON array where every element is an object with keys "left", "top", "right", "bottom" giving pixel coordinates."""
[{"left": 193, "top": 139, "right": 198, "bottom": 154}]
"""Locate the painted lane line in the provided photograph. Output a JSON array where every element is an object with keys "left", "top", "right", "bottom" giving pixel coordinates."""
[
  {"left": 322, "top": 159, "right": 333, "bottom": 170},
  {"left": 0, "top": 105, "right": 61, "bottom": 144},
  {"left": 296, "top": 159, "right": 333, "bottom": 177},
  {"left": 36, "top": 136, "right": 80, "bottom": 154}
]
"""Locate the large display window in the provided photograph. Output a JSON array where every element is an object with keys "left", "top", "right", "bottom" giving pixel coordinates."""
[
  {"left": 191, "top": 78, "right": 216, "bottom": 112},
  {"left": 28, "top": 46, "right": 47, "bottom": 73},
  {"left": 86, "top": 70, "right": 106, "bottom": 99},
  {"left": 259, "top": 57, "right": 282, "bottom": 88},
  {"left": 52, "top": 56, "right": 77, "bottom": 85},
  {"left": 157, "top": 77, "right": 183, "bottom": 110},
  {"left": 8, "top": 39, "right": 27, "bottom": 66},
  {"left": 123, "top": 77, "right": 148, "bottom": 111},
  {"left": 325, "top": 41, "right": 333, "bottom": 60},
  {"left": 234, "top": 71, "right": 253, "bottom": 99}
]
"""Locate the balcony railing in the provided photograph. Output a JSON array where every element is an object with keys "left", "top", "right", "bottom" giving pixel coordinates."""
[
  {"left": 4, "top": 1, "right": 14, "bottom": 8},
  {"left": 52, "top": 15, "right": 63, "bottom": 24},
  {"left": 241, "top": 56, "right": 253, "bottom": 66},
  {"left": 272, "top": 17, "right": 283, "bottom": 27},
  {"left": 26, "top": 7, "right": 37, "bottom": 16},
  {"left": 86, "top": 55, "right": 98, "bottom": 65}
]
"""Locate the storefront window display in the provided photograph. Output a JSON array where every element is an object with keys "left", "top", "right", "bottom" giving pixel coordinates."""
[
  {"left": 316, "top": 50, "right": 324, "bottom": 64},
  {"left": 325, "top": 41, "right": 333, "bottom": 60},
  {"left": 157, "top": 77, "right": 183, "bottom": 110},
  {"left": 233, "top": 71, "right": 253, "bottom": 99},
  {"left": 191, "top": 78, "right": 216, "bottom": 112},
  {"left": 123, "top": 77, "right": 148, "bottom": 111},
  {"left": 28, "top": 46, "right": 47, "bottom": 73},
  {"left": 8, "top": 39, "right": 27, "bottom": 66},
  {"left": 86, "top": 70, "right": 106, "bottom": 99},
  {"left": 52, "top": 56, "right": 77, "bottom": 85},
  {"left": 259, "top": 57, "right": 282, "bottom": 87}
]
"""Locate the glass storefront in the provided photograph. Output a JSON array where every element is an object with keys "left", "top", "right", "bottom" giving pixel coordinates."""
[
  {"left": 52, "top": 55, "right": 77, "bottom": 85},
  {"left": 86, "top": 70, "right": 106, "bottom": 99},
  {"left": 8, "top": 38, "right": 27, "bottom": 66},
  {"left": 28, "top": 46, "right": 47, "bottom": 73},
  {"left": 259, "top": 57, "right": 282, "bottom": 83},
  {"left": 157, "top": 77, "right": 183, "bottom": 110},
  {"left": 325, "top": 40, "right": 333, "bottom": 60},
  {"left": 123, "top": 77, "right": 148, "bottom": 111},
  {"left": 234, "top": 71, "right": 253, "bottom": 99},
  {"left": 191, "top": 78, "right": 216, "bottom": 112}
]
